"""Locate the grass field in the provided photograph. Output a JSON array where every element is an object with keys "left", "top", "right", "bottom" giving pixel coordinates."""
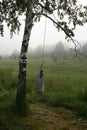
[
  {"left": 27, "top": 57, "right": 87, "bottom": 117},
  {"left": 0, "top": 57, "right": 87, "bottom": 129}
]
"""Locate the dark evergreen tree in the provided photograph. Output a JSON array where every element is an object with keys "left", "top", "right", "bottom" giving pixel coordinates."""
[{"left": 54, "top": 42, "right": 65, "bottom": 59}]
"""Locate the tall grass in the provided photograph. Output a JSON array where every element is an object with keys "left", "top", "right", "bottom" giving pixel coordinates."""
[
  {"left": 0, "top": 58, "right": 87, "bottom": 119},
  {"left": 27, "top": 57, "right": 87, "bottom": 118}
]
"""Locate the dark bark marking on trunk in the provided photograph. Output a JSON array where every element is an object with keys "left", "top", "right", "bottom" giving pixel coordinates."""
[{"left": 16, "top": 0, "right": 34, "bottom": 104}]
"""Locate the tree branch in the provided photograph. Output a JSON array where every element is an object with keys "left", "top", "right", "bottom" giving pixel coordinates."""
[
  {"left": 34, "top": 12, "right": 72, "bottom": 38},
  {"left": 34, "top": 12, "right": 82, "bottom": 58},
  {"left": 34, "top": 2, "right": 57, "bottom": 14}
]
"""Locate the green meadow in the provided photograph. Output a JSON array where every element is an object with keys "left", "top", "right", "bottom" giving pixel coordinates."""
[
  {"left": 0, "top": 57, "right": 87, "bottom": 129},
  {"left": 27, "top": 57, "right": 87, "bottom": 117}
]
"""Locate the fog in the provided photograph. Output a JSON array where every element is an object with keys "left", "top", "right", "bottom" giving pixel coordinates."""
[{"left": 1, "top": 40, "right": 87, "bottom": 61}]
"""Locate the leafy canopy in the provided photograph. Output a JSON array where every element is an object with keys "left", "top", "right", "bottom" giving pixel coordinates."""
[{"left": 0, "top": 0, "right": 87, "bottom": 38}]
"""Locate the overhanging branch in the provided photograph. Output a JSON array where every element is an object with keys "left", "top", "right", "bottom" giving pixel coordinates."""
[
  {"left": 34, "top": 12, "right": 72, "bottom": 38},
  {"left": 34, "top": 12, "right": 81, "bottom": 57}
]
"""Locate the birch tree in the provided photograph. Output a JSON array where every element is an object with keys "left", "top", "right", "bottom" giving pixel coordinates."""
[{"left": 0, "top": 0, "right": 87, "bottom": 104}]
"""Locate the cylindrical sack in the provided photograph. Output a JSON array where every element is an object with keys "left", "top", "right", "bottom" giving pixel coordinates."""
[{"left": 36, "top": 70, "right": 44, "bottom": 93}]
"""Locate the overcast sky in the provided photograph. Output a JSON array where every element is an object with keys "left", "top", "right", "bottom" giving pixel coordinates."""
[{"left": 0, "top": 0, "right": 87, "bottom": 56}]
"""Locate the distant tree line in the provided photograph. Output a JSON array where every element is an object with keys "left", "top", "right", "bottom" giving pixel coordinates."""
[
  {"left": 10, "top": 42, "right": 87, "bottom": 59},
  {"left": 0, "top": 42, "right": 87, "bottom": 60},
  {"left": 81, "top": 43, "right": 87, "bottom": 57}
]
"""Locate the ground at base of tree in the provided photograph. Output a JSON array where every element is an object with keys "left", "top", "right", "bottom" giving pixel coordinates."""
[
  {"left": 0, "top": 103, "right": 87, "bottom": 130},
  {"left": 16, "top": 104, "right": 87, "bottom": 130}
]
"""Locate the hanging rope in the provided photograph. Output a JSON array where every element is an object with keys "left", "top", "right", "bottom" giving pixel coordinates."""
[
  {"left": 36, "top": 18, "right": 47, "bottom": 93},
  {"left": 41, "top": 17, "right": 47, "bottom": 70}
]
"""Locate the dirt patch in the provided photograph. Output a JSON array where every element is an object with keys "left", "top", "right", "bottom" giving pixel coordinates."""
[{"left": 22, "top": 104, "right": 87, "bottom": 130}]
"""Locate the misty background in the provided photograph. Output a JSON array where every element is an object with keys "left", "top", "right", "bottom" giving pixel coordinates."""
[{"left": 0, "top": 0, "right": 87, "bottom": 57}]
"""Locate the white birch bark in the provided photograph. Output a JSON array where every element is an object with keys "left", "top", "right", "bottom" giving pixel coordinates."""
[{"left": 16, "top": 0, "right": 34, "bottom": 103}]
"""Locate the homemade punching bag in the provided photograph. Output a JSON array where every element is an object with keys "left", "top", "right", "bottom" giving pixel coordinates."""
[
  {"left": 36, "top": 18, "right": 47, "bottom": 93},
  {"left": 36, "top": 69, "right": 44, "bottom": 93}
]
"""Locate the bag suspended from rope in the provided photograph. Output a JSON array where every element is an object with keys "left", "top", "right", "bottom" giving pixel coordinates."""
[
  {"left": 36, "top": 69, "right": 44, "bottom": 93},
  {"left": 36, "top": 18, "right": 47, "bottom": 93}
]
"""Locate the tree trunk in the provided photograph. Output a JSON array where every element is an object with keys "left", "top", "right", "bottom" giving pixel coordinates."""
[{"left": 16, "top": 1, "right": 33, "bottom": 104}]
